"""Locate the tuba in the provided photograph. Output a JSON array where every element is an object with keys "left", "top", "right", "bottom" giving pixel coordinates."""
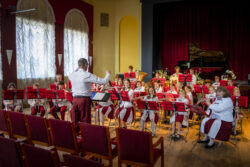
[{"left": 139, "top": 71, "right": 148, "bottom": 82}]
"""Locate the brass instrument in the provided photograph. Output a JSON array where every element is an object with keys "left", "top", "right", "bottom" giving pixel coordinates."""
[{"left": 138, "top": 71, "right": 148, "bottom": 82}]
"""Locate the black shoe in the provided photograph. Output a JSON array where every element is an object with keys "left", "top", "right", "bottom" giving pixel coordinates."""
[
  {"left": 197, "top": 139, "right": 209, "bottom": 144},
  {"left": 205, "top": 143, "right": 215, "bottom": 149}
]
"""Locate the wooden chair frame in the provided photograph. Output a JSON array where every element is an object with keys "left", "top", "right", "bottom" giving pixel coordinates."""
[
  {"left": 24, "top": 115, "right": 52, "bottom": 146},
  {"left": 21, "top": 143, "right": 60, "bottom": 167},
  {"left": 116, "top": 128, "right": 164, "bottom": 167},
  {"left": 48, "top": 120, "right": 79, "bottom": 155},
  {"left": 80, "top": 124, "right": 117, "bottom": 167}
]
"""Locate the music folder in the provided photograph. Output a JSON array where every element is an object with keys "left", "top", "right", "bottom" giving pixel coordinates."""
[{"left": 91, "top": 92, "right": 111, "bottom": 102}]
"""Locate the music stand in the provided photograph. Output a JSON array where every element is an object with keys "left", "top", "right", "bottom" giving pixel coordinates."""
[
  {"left": 156, "top": 93, "right": 164, "bottom": 99},
  {"left": 220, "top": 80, "right": 228, "bottom": 86},
  {"left": 160, "top": 101, "right": 185, "bottom": 141},
  {"left": 49, "top": 84, "right": 57, "bottom": 90},
  {"left": 226, "top": 86, "right": 235, "bottom": 95},
  {"left": 91, "top": 92, "right": 111, "bottom": 125},
  {"left": 160, "top": 78, "right": 166, "bottom": 86},
  {"left": 66, "top": 92, "right": 73, "bottom": 102},
  {"left": 187, "top": 104, "right": 207, "bottom": 142},
  {"left": 232, "top": 96, "right": 248, "bottom": 135},
  {"left": 68, "top": 81, "right": 72, "bottom": 90}
]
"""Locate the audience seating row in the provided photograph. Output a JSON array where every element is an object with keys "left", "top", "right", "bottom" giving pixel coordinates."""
[{"left": 0, "top": 109, "right": 164, "bottom": 167}]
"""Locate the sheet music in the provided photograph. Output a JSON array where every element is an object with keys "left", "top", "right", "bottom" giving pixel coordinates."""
[{"left": 92, "top": 93, "right": 105, "bottom": 101}]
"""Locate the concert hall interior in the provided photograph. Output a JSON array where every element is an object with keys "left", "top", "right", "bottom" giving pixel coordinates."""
[{"left": 1, "top": 0, "right": 250, "bottom": 167}]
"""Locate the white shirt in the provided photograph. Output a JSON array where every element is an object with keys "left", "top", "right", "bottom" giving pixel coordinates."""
[
  {"left": 166, "top": 90, "right": 177, "bottom": 94},
  {"left": 155, "top": 87, "right": 162, "bottom": 93},
  {"left": 191, "top": 74, "right": 197, "bottom": 85},
  {"left": 212, "top": 82, "right": 220, "bottom": 89},
  {"left": 69, "top": 69, "right": 110, "bottom": 97},
  {"left": 186, "top": 92, "right": 193, "bottom": 104},
  {"left": 134, "top": 86, "right": 145, "bottom": 92},
  {"left": 206, "top": 93, "right": 216, "bottom": 99},
  {"left": 208, "top": 97, "right": 233, "bottom": 122}
]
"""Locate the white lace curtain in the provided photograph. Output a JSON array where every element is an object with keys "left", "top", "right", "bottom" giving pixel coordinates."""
[
  {"left": 16, "top": 0, "right": 55, "bottom": 89},
  {"left": 64, "top": 10, "right": 89, "bottom": 76}
]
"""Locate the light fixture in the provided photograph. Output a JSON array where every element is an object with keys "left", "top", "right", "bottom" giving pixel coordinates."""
[
  {"left": 10, "top": 8, "right": 37, "bottom": 15},
  {"left": 6, "top": 49, "right": 13, "bottom": 66},
  {"left": 58, "top": 54, "right": 62, "bottom": 67}
]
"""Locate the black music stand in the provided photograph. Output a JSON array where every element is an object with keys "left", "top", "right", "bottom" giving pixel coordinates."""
[
  {"left": 91, "top": 92, "right": 111, "bottom": 125},
  {"left": 187, "top": 104, "right": 207, "bottom": 142},
  {"left": 160, "top": 101, "right": 185, "bottom": 141}
]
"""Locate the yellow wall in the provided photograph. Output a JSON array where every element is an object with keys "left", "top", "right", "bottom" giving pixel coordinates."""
[
  {"left": 119, "top": 16, "right": 138, "bottom": 72},
  {"left": 82, "top": 0, "right": 141, "bottom": 79}
]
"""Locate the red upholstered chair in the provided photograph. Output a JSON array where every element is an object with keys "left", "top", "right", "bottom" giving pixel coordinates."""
[
  {"left": 25, "top": 114, "right": 51, "bottom": 146},
  {"left": 0, "top": 136, "right": 23, "bottom": 167},
  {"left": 64, "top": 154, "right": 104, "bottom": 167},
  {"left": 48, "top": 119, "right": 80, "bottom": 154},
  {"left": 116, "top": 128, "right": 164, "bottom": 167},
  {"left": 6, "top": 111, "right": 28, "bottom": 139},
  {"left": 0, "top": 109, "right": 11, "bottom": 136},
  {"left": 79, "top": 123, "right": 117, "bottom": 167},
  {"left": 21, "top": 143, "right": 60, "bottom": 167}
]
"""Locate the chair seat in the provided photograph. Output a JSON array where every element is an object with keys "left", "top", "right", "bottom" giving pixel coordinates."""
[{"left": 153, "top": 148, "right": 161, "bottom": 161}]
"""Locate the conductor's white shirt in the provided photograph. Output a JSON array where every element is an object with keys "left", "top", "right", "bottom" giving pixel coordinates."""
[{"left": 69, "top": 69, "right": 110, "bottom": 97}]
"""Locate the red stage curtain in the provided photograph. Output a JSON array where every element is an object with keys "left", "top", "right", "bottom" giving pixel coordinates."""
[{"left": 155, "top": 2, "right": 250, "bottom": 80}]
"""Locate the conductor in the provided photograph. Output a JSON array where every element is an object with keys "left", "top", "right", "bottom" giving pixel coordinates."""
[{"left": 69, "top": 58, "right": 110, "bottom": 125}]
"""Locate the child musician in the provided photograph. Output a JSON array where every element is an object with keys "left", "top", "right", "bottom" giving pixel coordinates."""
[
  {"left": 3, "top": 82, "right": 22, "bottom": 112},
  {"left": 115, "top": 79, "right": 134, "bottom": 128},
  {"left": 49, "top": 81, "right": 67, "bottom": 120},
  {"left": 170, "top": 65, "right": 182, "bottom": 89},
  {"left": 134, "top": 81, "right": 145, "bottom": 92},
  {"left": 167, "top": 84, "right": 178, "bottom": 95},
  {"left": 199, "top": 86, "right": 233, "bottom": 148},
  {"left": 154, "top": 80, "right": 162, "bottom": 93},
  {"left": 227, "top": 78, "right": 234, "bottom": 86},
  {"left": 184, "top": 85, "right": 193, "bottom": 105},
  {"left": 212, "top": 76, "right": 220, "bottom": 89},
  {"left": 116, "top": 78, "right": 123, "bottom": 91},
  {"left": 140, "top": 87, "right": 158, "bottom": 137},
  {"left": 28, "top": 83, "right": 46, "bottom": 117},
  {"left": 170, "top": 89, "right": 189, "bottom": 139},
  {"left": 189, "top": 68, "right": 197, "bottom": 87},
  {"left": 154, "top": 72, "right": 161, "bottom": 80},
  {"left": 96, "top": 81, "right": 114, "bottom": 126},
  {"left": 54, "top": 74, "right": 63, "bottom": 89},
  {"left": 206, "top": 86, "right": 216, "bottom": 100}
]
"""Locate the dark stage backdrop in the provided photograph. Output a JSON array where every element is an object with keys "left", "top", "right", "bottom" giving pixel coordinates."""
[{"left": 154, "top": 1, "right": 250, "bottom": 80}]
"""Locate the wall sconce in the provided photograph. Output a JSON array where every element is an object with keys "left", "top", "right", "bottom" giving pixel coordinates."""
[
  {"left": 58, "top": 54, "right": 62, "bottom": 67},
  {"left": 6, "top": 49, "right": 13, "bottom": 66}
]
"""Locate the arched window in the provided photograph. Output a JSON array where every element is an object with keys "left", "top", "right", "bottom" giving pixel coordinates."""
[
  {"left": 16, "top": 0, "right": 55, "bottom": 88},
  {"left": 64, "top": 9, "right": 89, "bottom": 76}
]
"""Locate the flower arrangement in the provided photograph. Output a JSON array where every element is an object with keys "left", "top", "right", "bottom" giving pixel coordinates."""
[
  {"left": 153, "top": 69, "right": 170, "bottom": 80},
  {"left": 226, "top": 70, "right": 236, "bottom": 80}
]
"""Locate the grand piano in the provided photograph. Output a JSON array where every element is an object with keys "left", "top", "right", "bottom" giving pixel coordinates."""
[{"left": 178, "top": 43, "right": 228, "bottom": 79}]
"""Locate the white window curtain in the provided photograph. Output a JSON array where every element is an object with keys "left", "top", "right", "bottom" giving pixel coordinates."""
[
  {"left": 16, "top": 0, "right": 55, "bottom": 88},
  {"left": 64, "top": 10, "right": 89, "bottom": 77}
]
